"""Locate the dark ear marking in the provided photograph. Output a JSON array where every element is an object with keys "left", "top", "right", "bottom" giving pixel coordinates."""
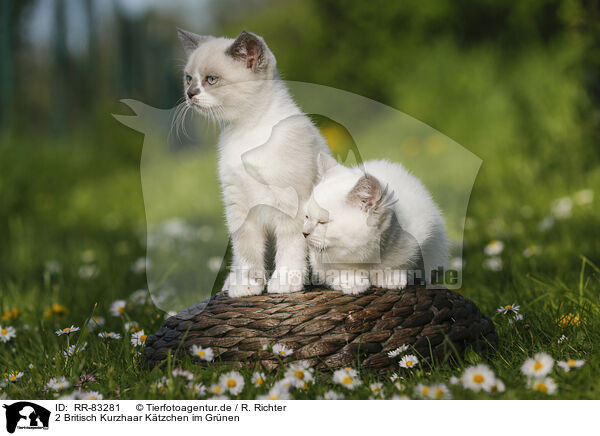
[
  {"left": 177, "top": 28, "right": 212, "bottom": 56},
  {"left": 347, "top": 174, "right": 383, "bottom": 213},
  {"left": 226, "top": 30, "right": 267, "bottom": 72}
]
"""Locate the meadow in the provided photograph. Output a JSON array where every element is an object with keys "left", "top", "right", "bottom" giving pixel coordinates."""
[{"left": 1, "top": 0, "right": 599, "bottom": 400}]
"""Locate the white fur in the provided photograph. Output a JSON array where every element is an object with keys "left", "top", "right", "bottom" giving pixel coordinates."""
[
  {"left": 180, "top": 30, "right": 329, "bottom": 297},
  {"left": 304, "top": 155, "right": 448, "bottom": 295}
]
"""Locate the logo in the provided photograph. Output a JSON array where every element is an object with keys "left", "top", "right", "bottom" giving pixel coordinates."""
[{"left": 2, "top": 402, "right": 50, "bottom": 434}]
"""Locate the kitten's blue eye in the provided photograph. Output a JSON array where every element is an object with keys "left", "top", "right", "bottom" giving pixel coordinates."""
[
  {"left": 185, "top": 74, "right": 192, "bottom": 83},
  {"left": 206, "top": 75, "right": 218, "bottom": 85}
]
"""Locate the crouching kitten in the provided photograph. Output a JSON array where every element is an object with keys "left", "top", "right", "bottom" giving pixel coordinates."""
[{"left": 303, "top": 154, "right": 449, "bottom": 294}]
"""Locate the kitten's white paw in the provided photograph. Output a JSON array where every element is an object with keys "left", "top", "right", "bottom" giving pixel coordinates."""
[
  {"left": 223, "top": 271, "right": 265, "bottom": 298},
  {"left": 387, "top": 281, "right": 407, "bottom": 290},
  {"left": 340, "top": 283, "right": 371, "bottom": 295},
  {"left": 267, "top": 272, "right": 304, "bottom": 294},
  {"left": 227, "top": 283, "right": 264, "bottom": 298}
]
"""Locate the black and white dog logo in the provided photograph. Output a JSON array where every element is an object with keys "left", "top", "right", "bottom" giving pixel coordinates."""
[{"left": 2, "top": 402, "right": 50, "bottom": 433}]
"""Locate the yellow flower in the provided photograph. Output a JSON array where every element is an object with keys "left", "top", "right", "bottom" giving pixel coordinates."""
[
  {"left": 44, "top": 303, "right": 68, "bottom": 318},
  {"left": 2, "top": 308, "right": 21, "bottom": 321},
  {"left": 557, "top": 313, "right": 581, "bottom": 327}
]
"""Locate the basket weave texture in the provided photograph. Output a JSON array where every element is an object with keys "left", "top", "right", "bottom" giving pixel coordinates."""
[{"left": 144, "top": 286, "right": 497, "bottom": 371}]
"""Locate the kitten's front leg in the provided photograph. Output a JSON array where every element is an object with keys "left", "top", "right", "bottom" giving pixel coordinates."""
[
  {"left": 330, "top": 268, "right": 371, "bottom": 295},
  {"left": 225, "top": 216, "right": 266, "bottom": 298},
  {"left": 370, "top": 268, "right": 407, "bottom": 290},
  {"left": 267, "top": 221, "right": 306, "bottom": 294}
]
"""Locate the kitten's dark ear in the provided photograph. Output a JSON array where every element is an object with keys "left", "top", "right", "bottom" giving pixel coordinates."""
[
  {"left": 226, "top": 30, "right": 268, "bottom": 72},
  {"left": 317, "top": 152, "right": 338, "bottom": 178},
  {"left": 347, "top": 174, "right": 383, "bottom": 213},
  {"left": 177, "top": 28, "right": 212, "bottom": 56}
]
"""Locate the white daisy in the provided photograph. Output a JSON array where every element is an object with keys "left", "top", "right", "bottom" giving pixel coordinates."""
[
  {"left": 429, "top": 383, "right": 451, "bottom": 399},
  {"left": 557, "top": 359, "right": 585, "bottom": 372},
  {"left": 399, "top": 354, "right": 419, "bottom": 369},
  {"left": 272, "top": 378, "right": 293, "bottom": 390},
  {"left": 131, "top": 330, "right": 148, "bottom": 347},
  {"left": 557, "top": 335, "right": 568, "bottom": 344},
  {"left": 88, "top": 316, "right": 105, "bottom": 331},
  {"left": 523, "top": 245, "right": 540, "bottom": 258},
  {"left": 257, "top": 385, "right": 291, "bottom": 400},
  {"left": 284, "top": 361, "right": 314, "bottom": 388},
  {"left": 78, "top": 265, "right": 99, "bottom": 280},
  {"left": 393, "top": 381, "right": 405, "bottom": 392},
  {"left": 251, "top": 372, "right": 266, "bottom": 388},
  {"left": 109, "top": 300, "right": 127, "bottom": 317},
  {"left": 6, "top": 371, "right": 24, "bottom": 383},
  {"left": 483, "top": 257, "right": 503, "bottom": 272},
  {"left": 218, "top": 371, "right": 245, "bottom": 396},
  {"left": 206, "top": 384, "right": 223, "bottom": 395},
  {"left": 0, "top": 326, "right": 16, "bottom": 343},
  {"left": 207, "top": 257, "right": 222, "bottom": 273},
  {"left": 449, "top": 376, "right": 461, "bottom": 385},
  {"left": 387, "top": 344, "right": 409, "bottom": 358},
  {"left": 497, "top": 304, "right": 520, "bottom": 315},
  {"left": 369, "top": 382, "right": 383, "bottom": 396},
  {"left": 488, "top": 378, "right": 506, "bottom": 394},
  {"left": 390, "top": 394, "right": 410, "bottom": 400},
  {"left": 129, "top": 289, "right": 150, "bottom": 305},
  {"left": 98, "top": 331, "right": 121, "bottom": 339},
  {"left": 172, "top": 369, "right": 194, "bottom": 381},
  {"left": 321, "top": 390, "right": 344, "bottom": 400},
  {"left": 389, "top": 373, "right": 399, "bottom": 382},
  {"left": 574, "top": 189, "right": 593, "bottom": 205},
  {"left": 461, "top": 364, "right": 495, "bottom": 392},
  {"left": 47, "top": 377, "right": 71, "bottom": 391},
  {"left": 55, "top": 325, "right": 80, "bottom": 336},
  {"left": 155, "top": 377, "right": 171, "bottom": 393},
  {"left": 508, "top": 313, "right": 524, "bottom": 324},
  {"left": 124, "top": 321, "right": 141, "bottom": 332},
  {"left": 45, "top": 260, "right": 62, "bottom": 274},
  {"left": 79, "top": 391, "right": 103, "bottom": 400},
  {"left": 131, "top": 257, "right": 147, "bottom": 274},
  {"left": 63, "top": 343, "right": 87, "bottom": 357},
  {"left": 189, "top": 345, "right": 214, "bottom": 361},
  {"left": 191, "top": 383, "right": 206, "bottom": 397},
  {"left": 552, "top": 197, "right": 572, "bottom": 219},
  {"left": 413, "top": 383, "right": 431, "bottom": 399},
  {"left": 538, "top": 216, "right": 555, "bottom": 232},
  {"left": 529, "top": 377, "right": 557, "bottom": 395},
  {"left": 484, "top": 240, "right": 504, "bottom": 256},
  {"left": 450, "top": 257, "right": 463, "bottom": 270},
  {"left": 332, "top": 367, "right": 362, "bottom": 390},
  {"left": 272, "top": 343, "right": 293, "bottom": 357},
  {"left": 521, "top": 352, "right": 554, "bottom": 378}
]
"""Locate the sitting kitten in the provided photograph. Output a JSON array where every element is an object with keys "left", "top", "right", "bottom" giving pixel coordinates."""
[
  {"left": 178, "top": 29, "right": 330, "bottom": 297},
  {"left": 304, "top": 154, "right": 448, "bottom": 294}
]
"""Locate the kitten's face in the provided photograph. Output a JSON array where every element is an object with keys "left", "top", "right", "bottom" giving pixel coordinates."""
[
  {"left": 178, "top": 30, "right": 276, "bottom": 122},
  {"left": 303, "top": 164, "right": 387, "bottom": 257}
]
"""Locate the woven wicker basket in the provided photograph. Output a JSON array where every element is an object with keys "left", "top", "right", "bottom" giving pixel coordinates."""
[{"left": 144, "top": 286, "right": 497, "bottom": 372}]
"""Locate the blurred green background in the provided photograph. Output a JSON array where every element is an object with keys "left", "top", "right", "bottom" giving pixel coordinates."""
[{"left": 1, "top": 0, "right": 599, "bottom": 311}]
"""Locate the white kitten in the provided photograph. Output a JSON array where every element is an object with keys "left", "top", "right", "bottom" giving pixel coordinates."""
[
  {"left": 304, "top": 154, "right": 448, "bottom": 294},
  {"left": 178, "top": 29, "right": 330, "bottom": 297}
]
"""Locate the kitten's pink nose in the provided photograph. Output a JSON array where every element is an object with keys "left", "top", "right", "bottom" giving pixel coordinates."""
[
  {"left": 302, "top": 232, "right": 310, "bottom": 238},
  {"left": 187, "top": 88, "right": 199, "bottom": 99}
]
